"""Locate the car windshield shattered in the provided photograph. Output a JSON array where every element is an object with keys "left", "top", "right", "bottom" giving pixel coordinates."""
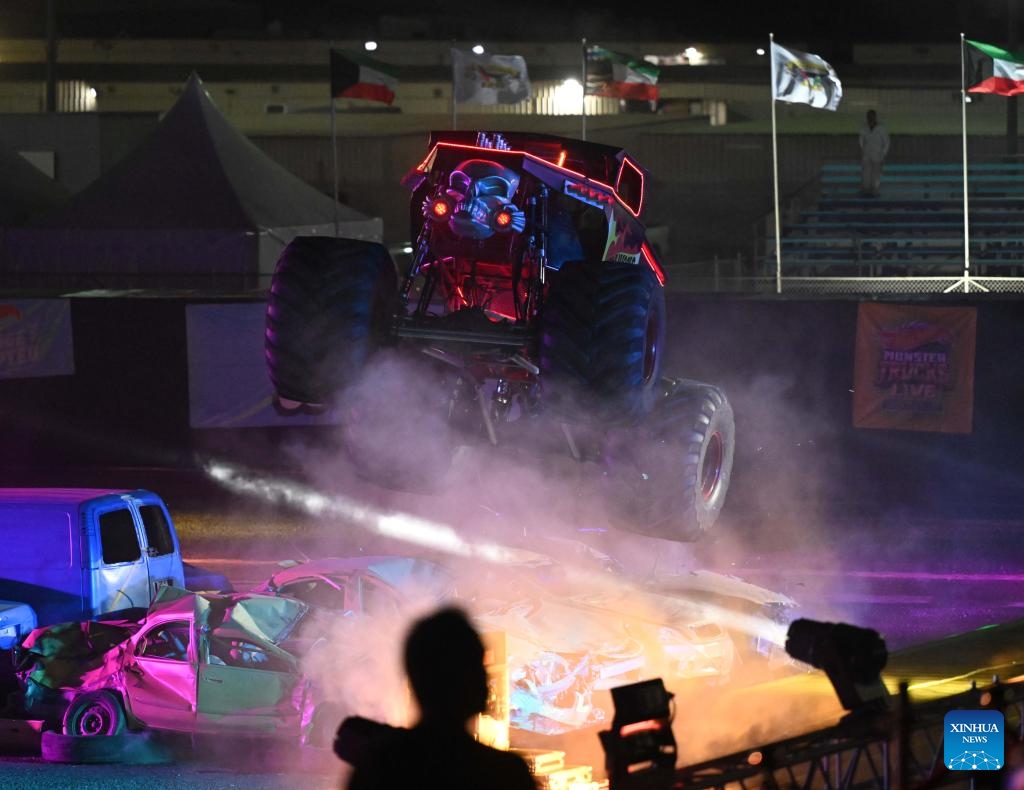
[{"left": 208, "top": 588, "right": 311, "bottom": 646}]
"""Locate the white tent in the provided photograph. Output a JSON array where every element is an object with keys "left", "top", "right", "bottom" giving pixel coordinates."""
[{"left": 2, "top": 73, "right": 381, "bottom": 292}]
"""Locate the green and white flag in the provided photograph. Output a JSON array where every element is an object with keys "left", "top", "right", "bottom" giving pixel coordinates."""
[
  {"left": 330, "top": 49, "right": 398, "bottom": 105},
  {"left": 965, "top": 39, "right": 1024, "bottom": 96},
  {"left": 585, "top": 46, "right": 660, "bottom": 102}
]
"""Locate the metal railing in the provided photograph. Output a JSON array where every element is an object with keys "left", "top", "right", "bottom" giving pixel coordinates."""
[{"left": 672, "top": 678, "right": 1024, "bottom": 790}]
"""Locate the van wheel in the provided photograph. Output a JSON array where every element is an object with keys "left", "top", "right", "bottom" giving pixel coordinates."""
[{"left": 63, "top": 691, "right": 126, "bottom": 737}]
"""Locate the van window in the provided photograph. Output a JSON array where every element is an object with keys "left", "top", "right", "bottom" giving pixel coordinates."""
[
  {"left": 99, "top": 508, "right": 142, "bottom": 565},
  {"left": 139, "top": 504, "right": 175, "bottom": 556}
]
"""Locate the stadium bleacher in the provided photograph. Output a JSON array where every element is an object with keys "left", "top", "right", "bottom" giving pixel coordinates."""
[{"left": 766, "top": 161, "right": 1024, "bottom": 277}]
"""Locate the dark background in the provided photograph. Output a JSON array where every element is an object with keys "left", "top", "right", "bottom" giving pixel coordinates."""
[{"left": 0, "top": 1, "right": 1017, "bottom": 52}]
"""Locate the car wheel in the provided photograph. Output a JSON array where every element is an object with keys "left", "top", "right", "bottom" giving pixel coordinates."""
[{"left": 63, "top": 690, "right": 126, "bottom": 737}]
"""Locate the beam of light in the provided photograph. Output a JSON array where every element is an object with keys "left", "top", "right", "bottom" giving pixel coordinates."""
[
  {"left": 203, "top": 459, "right": 529, "bottom": 565},
  {"left": 202, "top": 459, "right": 797, "bottom": 650}
]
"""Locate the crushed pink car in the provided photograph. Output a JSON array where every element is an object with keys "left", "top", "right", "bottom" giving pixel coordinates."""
[{"left": 15, "top": 586, "right": 339, "bottom": 747}]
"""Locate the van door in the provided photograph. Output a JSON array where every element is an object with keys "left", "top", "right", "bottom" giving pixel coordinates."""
[
  {"left": 91, "top": 503, "right": 151, "bottom": 616},
  {"left": 128, "top": 493, "right": 185, "bottom": 599}
]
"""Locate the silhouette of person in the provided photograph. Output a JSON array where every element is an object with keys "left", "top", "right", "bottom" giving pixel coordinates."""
[
  {"left": 859, "top": 109, "right": 890, "bottom": 197},
  {"left": 344, "top": 606, "right": 536, "bottom": 790}
]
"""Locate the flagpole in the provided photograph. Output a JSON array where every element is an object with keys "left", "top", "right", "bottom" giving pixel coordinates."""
[
  {"left": 581, "top": 37, "right": 588, "bottom": 141},
  {"left": 769, "top": 32, "right": 783, "bottom": 295},
  {"left": 329, "top": 43, "right": 339, "bottom": 236},
  {"left": 960, "top": 32, "right": 971, "bottom": 293}
]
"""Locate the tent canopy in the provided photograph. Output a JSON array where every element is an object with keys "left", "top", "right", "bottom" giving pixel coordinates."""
[{"left": 4, "top": 73, "right": 381, "bottom": 291}]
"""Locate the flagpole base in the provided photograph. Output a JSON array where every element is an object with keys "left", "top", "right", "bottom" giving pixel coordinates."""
[{"left": 942, "top": 275, "right": 989, "bottom": 294}]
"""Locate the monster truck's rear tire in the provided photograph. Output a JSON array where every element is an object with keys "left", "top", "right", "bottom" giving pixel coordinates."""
[
  {"left": 540, "top": 260, "right": 665, "bottom": 425},
  {"left": 603, "top": 380, "right": 735, "bottom": 542},
  {"left": 265, "top": 237, "right": 397, "bottom": 411}
]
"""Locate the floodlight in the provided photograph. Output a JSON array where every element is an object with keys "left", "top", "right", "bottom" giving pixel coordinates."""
[
  {"left": 599, "top": 678, "right": 677, "bottom": 790},
  {"left": 785, "top": 618, "right": 889, "bottom": 715}
]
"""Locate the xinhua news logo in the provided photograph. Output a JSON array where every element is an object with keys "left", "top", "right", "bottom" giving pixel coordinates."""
[{"left": 944, "top": 709, "right": 1004, "bottom": 771}]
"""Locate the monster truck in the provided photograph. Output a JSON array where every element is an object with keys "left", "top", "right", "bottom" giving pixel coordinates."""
[{"left": 265, "top": 130, "right": 734, "bottom": 541}]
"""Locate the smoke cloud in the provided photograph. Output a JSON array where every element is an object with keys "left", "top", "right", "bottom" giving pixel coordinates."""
[{"left": 204, "top": 332, "right": 877, "bottom": 779}]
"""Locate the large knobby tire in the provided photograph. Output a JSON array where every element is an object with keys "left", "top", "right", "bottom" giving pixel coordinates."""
[
  {"left": 540, "top": 260, "right": 666, "bottom": 426},
  {"left": 63, "top": 690, "right": 127, "bottom": 737},
  {"left": 604, "top": 380, "right": 735, "bottom": 542},
  {"left": 265, "top": 236, "right": 397, "bottom": 411}
]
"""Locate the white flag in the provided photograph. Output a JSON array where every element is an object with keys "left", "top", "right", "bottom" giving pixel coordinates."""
[
  {"left": 451, "top": 49, "right": 531, "bottom": 105},
  {"left": 770, "top": 42, "right": 842, "bottom": 111}
]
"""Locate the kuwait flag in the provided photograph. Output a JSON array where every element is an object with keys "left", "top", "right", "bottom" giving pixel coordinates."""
[
  {"left": 966, "top": 39, "right": 1024, "bottom": 96},
  {"left": 585, "top": 46, "right": 660, "bottom": 102},
  {"left": 330, "top": 49, "right": 398, "bottom": 105}
]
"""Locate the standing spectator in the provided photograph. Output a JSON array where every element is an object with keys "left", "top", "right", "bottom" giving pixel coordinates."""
[
  {"left": 859, "top": 109, "right": 890, "bottom": 197},
  {"left": 342, "top": 606, "right": 536, "bottom": 790}
]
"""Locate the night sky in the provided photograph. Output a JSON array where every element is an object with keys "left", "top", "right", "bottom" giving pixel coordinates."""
[{"left": 0, "top": 0, "right": 1019, "bottom": 47}]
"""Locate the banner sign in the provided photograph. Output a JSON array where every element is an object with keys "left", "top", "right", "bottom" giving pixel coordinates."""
[
  {"left": 186, "top": 303, "right": 338, "bottom": 428},
  {"left": 853, "top": 303, "right": 976, "bottom": 434},
  {"left": 0, "top": 299, "right": 74, "bottom": 380}
]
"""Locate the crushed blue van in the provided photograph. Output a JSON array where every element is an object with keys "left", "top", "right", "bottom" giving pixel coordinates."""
[{"left": 0, "top": 488, "right": 185, "bottom": 627}]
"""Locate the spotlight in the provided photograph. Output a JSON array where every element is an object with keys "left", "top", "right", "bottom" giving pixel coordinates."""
[
  {"left": 785, "top": 618, "right": 889, "bottom": 716},
  {"left": 599, "top": 678, "right": 677, "bottom": 789}
]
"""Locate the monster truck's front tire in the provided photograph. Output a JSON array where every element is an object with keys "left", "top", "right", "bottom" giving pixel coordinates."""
[
  {"left": 540, "top": 259, "right": 665, "bottom": 425},
  {"left": 603, "top": 380, "right": 735, "bottom": 542},
  {"left": 265, "top": 237, "right": 397, "bottom": 411}
]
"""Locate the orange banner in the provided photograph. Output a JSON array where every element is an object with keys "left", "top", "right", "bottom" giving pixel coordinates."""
[{"left": 853, "top": 302, "right": 976, "bottom": 434}]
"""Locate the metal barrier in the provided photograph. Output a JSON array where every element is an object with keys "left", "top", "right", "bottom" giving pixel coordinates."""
[
  {"left": 671, "top": 679, "right": 1024, "bottom": 790},
  {"left": 662, "top": 273, "right": 1024, "bottom": 296}
]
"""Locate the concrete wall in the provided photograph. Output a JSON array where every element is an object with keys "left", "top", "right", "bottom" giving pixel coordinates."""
[{"left": 0, "top": 113, "right": 157, "bottom": 193}]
